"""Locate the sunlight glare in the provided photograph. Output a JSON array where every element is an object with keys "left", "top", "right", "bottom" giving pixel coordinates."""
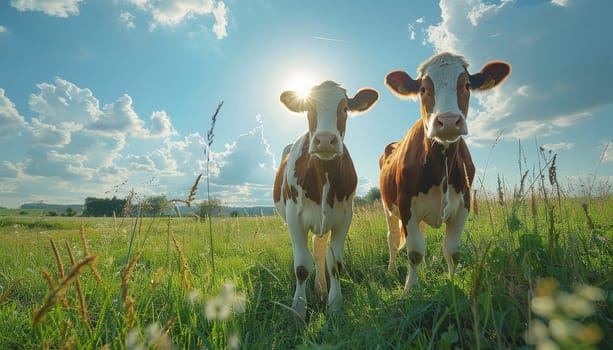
[{"left": 287, "top": 71, "right": 320, "bottom": 99}]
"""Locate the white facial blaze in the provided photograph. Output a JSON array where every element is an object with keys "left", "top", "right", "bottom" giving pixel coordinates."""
[
  {"left": 424, "top": 61, "right": 466, "bottom": 136},
  {"left": 310, "top": 87, "right": 346, "bottom": 155}
]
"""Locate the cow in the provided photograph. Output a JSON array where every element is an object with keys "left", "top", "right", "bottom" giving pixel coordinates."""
[
  {"left": 379, "top": 52, "right": 511, "bottom": 292},
  {"left": 273, "top": 81, "right": 378, "bottom": 319}
]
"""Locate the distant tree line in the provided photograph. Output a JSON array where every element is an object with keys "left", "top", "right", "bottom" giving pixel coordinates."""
[
  {"left": 80, "top": 195, "right": 225, "bottom": 218},
  {"left": 82, "top": 196, "right": 127, "bottom": 217},
  {"left": 354, "top": 187, "right": 381, "bottom": 206}
]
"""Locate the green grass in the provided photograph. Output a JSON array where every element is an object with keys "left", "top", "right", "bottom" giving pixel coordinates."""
[{"left": 0, "top": 195, "right": 611, "bottom": 349}]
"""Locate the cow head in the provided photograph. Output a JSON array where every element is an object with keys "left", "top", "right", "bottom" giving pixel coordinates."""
[
  {"left": 281, "top": 81, "right": 379, "bottom": 160},
  {"left": 385, "top": 52, "right": 511, "bottom": 146}
]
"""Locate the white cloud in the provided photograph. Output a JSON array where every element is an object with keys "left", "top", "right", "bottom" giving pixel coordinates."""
[
  {"left": 551, "top": 0, "right": 570, "bottom": 8},
  {"left": 29, "top": 78, "right": 99, "bottom": 130},
  {"left": 425, "top": 0, "right": 612, "bottom": 143},
  {"left": 0, "top": 161, "right": 22, "bottom": 178},
  {"left": 0, "top": 78, "right": 275, "bottom": 207},
  {"left": 119, "top": 11, "right": 136, "bottom": 29},
  {"left": 541, "top": 142, "right": 575, "bottom": 152},
  {"left": 0, "top": 25, "right": 7, "bottom": 33},
  {"left": 211, "top": 1, "right": 228, "bottom": 39},
  {"left": 10, "top": 0, "right": 83, "bottom": 18},
  {"left": 211, "top": 116, "right": 275, "bottom": 186},
  {"left": 90, "top": 94, "right": 145, "bottom": 136},
  {"left": 127, "top": 0, "right": 229, "bottom": 39},
  {"left": 0, "top": 88, "right": 27, "bottom": 142},
  {"left": 148, "top": 110, "right": 178, "bottom": 137},
  {"left": 30, "top": 118, "right": 71, "bottom": 146}
]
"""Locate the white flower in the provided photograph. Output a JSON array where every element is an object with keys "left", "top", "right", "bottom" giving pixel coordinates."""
[
  {"left": 205, "top": 280, "right": 247, "bottom": 320},
  {"left": 574, "top": 284, "right": 605, "bottom": 302},
  {"left": 557, "top": 292, "right": 595, "bottom": 318},
  {"left": 206, "top": 295, "right": 232, "bottom": 321},
  {"left": 228, "top": 332, "right": 241, "bottom": 350},
  {"left": 126, "top": 328, "right": 144, "bottom": 350},
  {"left": 531, "top": 295, "right": 556, "bottom": 318},
  {"left": 188, "top": 289, "right": 202, "bottom": 305}
]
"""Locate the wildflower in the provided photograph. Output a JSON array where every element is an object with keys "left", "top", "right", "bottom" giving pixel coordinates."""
[
  {"left": 526, "top": 279, "right": 604, "bottom": 349},
  {"left": 188, "top": 289, "right": 202, "bottom": 305},
  {"left": 574, "top": 284, "right": 605, "bottom": 302},
  {"left": 146, "top": 323, "right": 174, "bottom": 349},
  {"left": 205, "top": 280, "right": 246, "bottom": 321},
  {"left": 531, "top": 295, "right": 556, "bottom": 318},
  {"left": 557, "top": 291, "right": 595, "bottom": 318},
  {"left": 228, "top": 332, "right": 241, "bottom": 350},
  {"left": 205, "top": 294, "right": 232, "bottom": 321},
  {"left": 126, "top": 328, "right": 143, "bottom": 350}
]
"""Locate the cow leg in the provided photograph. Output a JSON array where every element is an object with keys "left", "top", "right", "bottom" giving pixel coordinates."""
[
  {"left": 287, "top": 217, "right": 312, "bottom": 319},
  {"left": 385, "top": 211, "right": 405, "bottom": 272},
  {"left": 403, "top": 218, "right": 425, "bottom": 292},
  {"left": 326, "top": 212, "right": 352, "bottom": 313},
  {"left": 312, "top": 232, "right": 329, "bottom": 301},
  {"left": 444, "top": 207, "right": 468, "bottom": 278},
  {"left": 326, "top": 230, "right": 345, "bottom": 313}
]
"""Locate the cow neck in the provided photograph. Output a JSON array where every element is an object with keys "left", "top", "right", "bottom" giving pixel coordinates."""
[
  {"left": 428, "top": 138, "right": 461, "bottom": 222},
  {"left": 294, "top": 136, "right": 355, "bottom": 208}
]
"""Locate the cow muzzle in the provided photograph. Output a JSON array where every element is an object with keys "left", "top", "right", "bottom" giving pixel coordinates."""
[
  {"left": 311, "top": 132, "right": 341, "bottom": 160},
  {"left": 428, "top": 112, "right": 468, "bottom": 142}
]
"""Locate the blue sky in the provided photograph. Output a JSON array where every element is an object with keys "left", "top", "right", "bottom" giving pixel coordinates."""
[{"left": 0, "top": 0, "right": 611, "bottom": 208}]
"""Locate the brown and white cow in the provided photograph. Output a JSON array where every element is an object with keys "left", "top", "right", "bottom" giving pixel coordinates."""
[
  {"left": 380, "top": 52, "right": 510, "bottom": 292},
  {"left": 273, "top": 81, "right": 378, "bottom": 318}
]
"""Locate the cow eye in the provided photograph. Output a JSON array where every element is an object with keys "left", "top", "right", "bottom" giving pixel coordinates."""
[
  {"left": 465, "top": 82, "right": 471, "bottom": 90},
  {"left": 344, "top": 107, "right": 348, "bottom": 113},
  {"left": 420, "top": 86, "right": 427, "bottom": 94}
]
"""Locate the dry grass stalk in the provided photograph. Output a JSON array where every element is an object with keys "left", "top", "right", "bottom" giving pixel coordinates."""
[
  {"left": 0, "top": 278, "right": 22, "bottom": 305},
  {"left": 123, "top": 189, "right": 135, "bottom": 217},
  {"left": 170, "top": 174, "right": 202, "bottom": 208},
  {"left": 49, "top": 237, "right": 65, "bottom": 278},
  {"left": 59, "top": 319, "right": 76, "bottom": 350},
  {"left": 121, "top": 250, "right": 143, "bottom": 303},
  {"left": 79, "top": 224, "right": 103, "bottom": 284},
  {"left": 124, "top": 296, "right": 136, "bottom": 329},
  {"left": 171, "top": 233, "right": 190, "bottom": 291},
  {"left": 163, "top": 316, "right": 177, "bottom": 334},
  {"left": 64, "top": 240, "right": 89, "bottom": 325},
  {"left": 150, "top": 266, "right": 164, "bottom": 291},
  {"left": 32, "top": 255, "right": 98, "bottom": 327},
  {"left": 60, "top": 335, "right": 76, "bottom": 350},
  {"left": 186, "top": 174, "right": 201, "bottom": 207},
  {"left": 497, "top": 174, "right": 505, "bottom": 206},
  {"left": 41, "top": 269, "right": 70, "bottom": 307}
]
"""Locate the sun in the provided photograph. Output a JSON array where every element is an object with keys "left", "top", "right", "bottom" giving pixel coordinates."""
[{"left": 286, "top": 71, "right": 320, "bottom": 99}]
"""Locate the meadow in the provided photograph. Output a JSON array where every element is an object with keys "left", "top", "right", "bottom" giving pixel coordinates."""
[{"left": 0, "top": 190, "right": 611, "bottom": 349}]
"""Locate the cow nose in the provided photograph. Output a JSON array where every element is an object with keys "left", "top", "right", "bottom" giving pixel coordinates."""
[
  {"left": 314, "top": 132, "right": 338, "bottom": 147},
  {"left": 434, "top": 113, "right": 464, "bottom": 130}
]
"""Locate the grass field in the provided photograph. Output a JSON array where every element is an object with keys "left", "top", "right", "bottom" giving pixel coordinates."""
[{"left": 0, "top": 193, "right": 611, "bottom": 349}]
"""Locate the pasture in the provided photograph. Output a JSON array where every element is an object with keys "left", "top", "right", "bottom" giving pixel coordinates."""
[{"left": 0, "top": 194, "right": 611, "bottom": 349}]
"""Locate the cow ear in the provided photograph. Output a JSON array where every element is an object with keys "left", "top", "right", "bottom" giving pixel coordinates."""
[
  {"left": 385, "top": 70, "right": 420, "bottom": 98},
  {"left": 469, "top": 61, "right": 511, "bottom": 91},
  {"left": 348, "top": 88, "right": 379, "bottom": 113},
  {"left": 280, "top": 91, "right": 309, "bottom": 113}
]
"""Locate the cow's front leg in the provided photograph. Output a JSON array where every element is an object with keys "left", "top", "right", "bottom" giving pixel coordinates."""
[
  {"left": 287, "top": 217, "right": 312, "bottom": 319},
  {"left": 385, "top": 209, "right": 405, "bottom": 273},
  {"left": 312, "top": 232, "right": 329, "bottom": 301},
  {"left": 326, "top": 212, "right": 352, "bottom": 313},
  {"left": 403, "top": 218, "right": 425, "bottom": 292},
  {"left": 443, "top": 207, "right": 468, "bottom": 278}
]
